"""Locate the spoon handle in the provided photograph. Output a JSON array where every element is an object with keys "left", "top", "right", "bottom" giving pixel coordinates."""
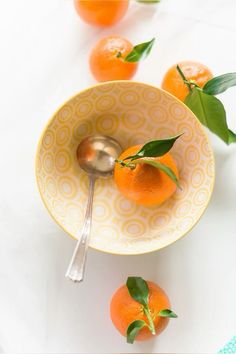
[{"left": 65, "top": 176, "right": 96, "bottom": 282}]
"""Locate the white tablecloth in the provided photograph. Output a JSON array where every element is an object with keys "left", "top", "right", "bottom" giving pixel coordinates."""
[{"left": 0, "top": 0, "right": 236, "bottom": 352}]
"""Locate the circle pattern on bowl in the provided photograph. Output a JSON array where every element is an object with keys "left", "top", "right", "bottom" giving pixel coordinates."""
[{"left": 36, "top": 81, "right": 215, "bottom": 255}]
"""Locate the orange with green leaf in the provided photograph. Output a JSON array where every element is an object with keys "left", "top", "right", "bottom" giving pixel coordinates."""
[
  {"left": 89, "top": 36, "right": 155, "bottom": 81},
  {"left": 161, "top": 61, "right": 213, "bottom": 101},
  {"left": 114, "top": 134, "right": 181, "bottom": 206},
  {"left": 110, "top": 277, "right": 177, "bottom": 343},
  {"left": 162, "top": 61, "right": 236, "bottom": 144}
]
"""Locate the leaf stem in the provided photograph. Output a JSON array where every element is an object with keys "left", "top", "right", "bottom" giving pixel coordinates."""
[
  {"left": 115, "top": 159, "right": 136, "bottom": 170},
  {"left": 176, "top": 64, "right": 193, "bottom": 92},
  {"left": 116, "top": 51, "right": 122, "bottom": 59},
  {"left": 143, "top": 306, "right": 156, "bottom": 335}
]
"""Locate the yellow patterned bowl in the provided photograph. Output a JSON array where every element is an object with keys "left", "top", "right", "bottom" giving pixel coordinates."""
[{"left": 35, "top": 81, "right": 215, "bottom": 255}]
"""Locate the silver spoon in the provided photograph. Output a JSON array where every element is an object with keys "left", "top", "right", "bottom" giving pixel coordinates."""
[{"left": 65, "top": 135, "right": 122, "bottom": 283}]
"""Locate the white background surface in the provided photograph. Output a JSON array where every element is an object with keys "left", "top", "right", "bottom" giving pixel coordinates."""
[{"left": 1, "top": 0, "right": 236, "bottom": 353}]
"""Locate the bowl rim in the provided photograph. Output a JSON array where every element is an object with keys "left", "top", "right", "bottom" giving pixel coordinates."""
[{"left": 35, "top": 80, "right": 215, "bottom": 255}]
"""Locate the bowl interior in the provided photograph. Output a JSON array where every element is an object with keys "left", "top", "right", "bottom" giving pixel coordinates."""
[{"left": 36, "top": 81, "right": 214, "bottom": 255}]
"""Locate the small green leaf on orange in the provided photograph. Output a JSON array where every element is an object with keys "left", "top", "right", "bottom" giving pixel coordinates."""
[
  {"left": 126, "top": 320, "right": 147, "bottom": 344},
  {"left": 124, "top": 38, "right": 155, "bottom": 63},
  {"left": 123, "top": 134, "right": 182, "bottom": 161},
  {"left": 126, "top": 277, "right": 149, "bottom": 307},
  {"left": 158, "top": 309, "right": 178, "bottom": 318}
]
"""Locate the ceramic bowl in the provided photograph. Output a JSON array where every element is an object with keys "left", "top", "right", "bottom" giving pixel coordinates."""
[{"left": 35, "top": 81, "right": 215, "bottom": 255}]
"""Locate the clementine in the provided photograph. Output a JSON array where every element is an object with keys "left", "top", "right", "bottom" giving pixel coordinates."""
[
  {"left": 161, "top": 61, "right": 213, "bottom": 101},
  {"left": 74, "top": 0, "right": 129, "bottom": 27},
  {"left": 114, "top": 145, "right": 179, "bottom": 206},
  {"left": 110, "top": 281, "right": 171, "bottom": 341},
  {"left": 89, "top": 35, "right": 138, "bottom": 82}
]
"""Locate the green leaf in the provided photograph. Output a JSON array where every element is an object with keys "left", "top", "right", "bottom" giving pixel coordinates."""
[
  {"left": 126, "top": 277, "right": 149, "bottom": 307},
  {"left": 228, "top": 129, "right": 236, "bottom": 143},
  {"left": 133, "top": 159, "right": 180, "bottom": 188},
  {"left": 185, "top": 88, "right": 231, "bottom": 144},
  {"left": 203, "top": 73, "right": 236, "bottom": 95},
  {"left": 137, "top": 0, "right": 161, "bottom": 3},
  {"left": 123, "top": 134, "right": 182, "bottom": 161},
  {"left": 158, "top": 309, "right": 178, "bottom": 318},
  {"left": 124, "top": 38, "right": 155, "bottom": 63},
  {"left": 126, "top": 320, "right": 147, "bottom": 344}
]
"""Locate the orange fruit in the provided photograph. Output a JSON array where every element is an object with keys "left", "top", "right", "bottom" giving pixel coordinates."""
[
  {"left": 89, "top": 35, "right": 138, "bottom": 82},
  {"left": 110, "top": 281, "right": 171, "bottom": 341},
  {"left": 74, "top": 0, "right": 129, "bottom": 27},
  {"left": 161, "top": 61, "right": 213, "bottom": 101},
  {"left": 114, "top": 145, "right": 178, "bottom": 206}
]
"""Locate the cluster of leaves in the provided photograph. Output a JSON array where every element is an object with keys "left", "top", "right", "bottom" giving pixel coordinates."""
[
  {"left": 177, "top": 65, "right": 236, "bottom": 144},
  {"left": 126, "top": 277, "right": 177, "bottom": 344}
]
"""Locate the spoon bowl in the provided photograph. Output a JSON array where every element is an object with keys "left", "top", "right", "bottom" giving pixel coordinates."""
[{"left": 77, "top": 135, "right": 122, "bottom": 178}]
